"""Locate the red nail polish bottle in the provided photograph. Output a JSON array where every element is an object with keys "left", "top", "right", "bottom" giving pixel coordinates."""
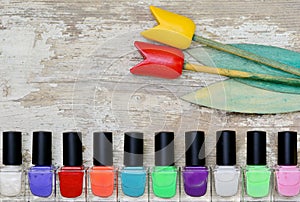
[{"left": 58, "top": 132, "right": 86, "bottom": 201}]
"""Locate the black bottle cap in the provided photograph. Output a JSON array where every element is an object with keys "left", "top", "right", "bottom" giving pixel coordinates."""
[
  {"left": 93, "top": 132, "right": 113, "bottom": 166},
  {"left": 216, "top": 130, "right": 236, "bottom": 166},
  {"left": 63, "top": 132, "right": 82, "bottom": 166},
  {"left": 32, "top": 131, "right": 52, "bottom": 166},
  {"left": 185, "top": 131, "right": 205, "bottom": 166},
  {"left": 278, "top": 131, "right": 297, "bottom": 165},
  {"left": 155, "top": 131, "right": 174, "bottom": 166},
  {"left": 124, "top": 132, "right": 143, "bottom": 167},
  {"left": 3, "top": 131, "right": 22, "bottom": 165},
  {"left": 247, "top": 131, "right": 266, "bottom": 165}
]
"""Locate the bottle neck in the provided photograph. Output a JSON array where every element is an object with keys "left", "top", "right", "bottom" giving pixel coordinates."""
[
  {"left": 1, "top": 165, "right": 22, "bottom": 171},
  {"left": 246, "top": 164, "right": 267, "bottom": 167}
]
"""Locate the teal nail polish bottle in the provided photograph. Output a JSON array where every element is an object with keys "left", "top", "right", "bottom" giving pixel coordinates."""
[
  {"left": 150, "top": 131, "right": 179, "bottom": 201},
  {"left": 243, "top": 131, "right": 272, "bottom": 201},
  {"left": 119, "top": 132, "right": 148, "bottom": 201}
]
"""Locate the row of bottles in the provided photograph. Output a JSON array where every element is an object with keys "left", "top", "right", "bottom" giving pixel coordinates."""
[{"left": 0, "top": 130, "right": 299, "bottom": 201}]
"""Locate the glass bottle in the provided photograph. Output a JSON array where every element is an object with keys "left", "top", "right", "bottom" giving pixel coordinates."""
[
  {"left": 57, "top": 132, "right": 86, "bottom": 201},
  {"left": 119, "top": 132, "right": 148, "bottom": 201},
  {"left": 243, "top": 131, "right": 272, "bottom": 201},
  {"left": 212, "top": 130, "right": 241, "bottom": 201},
  {"left": 0, "top": 131, "right": 25, "bottom": 201},
  {"left": 150, "top": 131, "right": 179, "bottom": 201},
  {"left": 274, "top": 131, "right": 300, "bottom": 201},
  {"left": 88, "top": 132, "right": 117, "bottom": 201},
  {"left": 28, "top": 131, "right": 56, "bottom": 201},
  {"left": 181, "top": 131, "right": 211, "bottom": 201}
]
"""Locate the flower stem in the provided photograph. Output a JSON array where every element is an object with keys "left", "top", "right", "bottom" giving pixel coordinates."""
[
  {"left": 184, "top": 63, "right": 300, "bottom": 86},
  {"left": 192, "top": 34, "right": 300, "bottom": 77}
]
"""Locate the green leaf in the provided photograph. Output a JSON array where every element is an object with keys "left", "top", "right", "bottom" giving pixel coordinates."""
[
  {"left": 181, "top": 79, "right": 300, "bottom": 114},
  {"left": 187, "top": 44, "right": 300, "bottom": 94}
]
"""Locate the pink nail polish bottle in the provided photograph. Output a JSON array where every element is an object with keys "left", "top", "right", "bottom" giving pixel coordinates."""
[{"left": 274, "top": 131, "right": 300, "bottom": 201}]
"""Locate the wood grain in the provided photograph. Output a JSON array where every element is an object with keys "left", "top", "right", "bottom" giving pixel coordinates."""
[{"left": 0, "top": 0, "right": 299, "bottom": 191}]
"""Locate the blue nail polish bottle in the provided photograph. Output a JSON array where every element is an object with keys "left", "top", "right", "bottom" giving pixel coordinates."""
[
  {"left": 119, "top": 132, "right": 148, "bottom": 201},
  {"left": 28, "top": 131, "right": 56, "bottom": 201}
]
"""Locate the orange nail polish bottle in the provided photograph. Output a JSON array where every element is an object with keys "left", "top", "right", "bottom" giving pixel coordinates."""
[{"left": 88, "top": 132, "right": 117, "bottom": 201}]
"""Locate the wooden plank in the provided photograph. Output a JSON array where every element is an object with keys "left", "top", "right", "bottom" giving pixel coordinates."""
[{"left": 0, "top": 1, "right": 299, "bottom": 199}]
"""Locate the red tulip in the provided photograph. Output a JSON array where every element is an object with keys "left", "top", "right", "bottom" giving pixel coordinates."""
[
  {"left": 130, "top": 41, "right": 184, "bottom": 79},
  {"left": 130, "top": 41, "right": 300, "bottom": 87}
]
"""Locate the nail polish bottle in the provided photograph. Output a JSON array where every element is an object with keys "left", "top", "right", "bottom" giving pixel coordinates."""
[
  {"left": 212, "top": 130, "right": 241, "bottom": 201},
  {"left": 88, "top": 132, "right": 117, "bottom": 201},
  {"left": 150, "top": 131, "right": 179, "bottom": 201},
  {"left": 0, "top": 131, "right": 25, "bottom": 201},
  {"left": 243, "top": 131, "right": 272, "bottom": 201},
  {"left": 57, "top": 132, "right": 86, "bottom": 201},
  {"left": 274, "top": 131, "right": 300, "bottom": 201},
  {"left": 28, "top": 131, "right": 56, "bottom": 201},
  {"left": 181, "top": 131, "right": 211, "bottom": 201},
  {"left": 119, "top": 132, "right": 148, "bottom": 201}
]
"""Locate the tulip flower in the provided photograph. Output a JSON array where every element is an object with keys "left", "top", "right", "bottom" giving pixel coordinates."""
[
  {"left": 130, "top": 41, "right": 300, "bottom": 86},
  {"left": 141, "top": 6, "right": 196, "bottom": 50},
  {"left": 130, "top": 41, "right": 184, "bottom": 79},
  {"left": 141, "top": 6, "right": 300, "bottom": 77}
]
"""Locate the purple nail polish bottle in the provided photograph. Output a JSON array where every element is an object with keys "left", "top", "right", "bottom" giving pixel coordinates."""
[
  {"left": 182, "top": 131, "right": 210, "bottom": 201},
  {"left": 28, "top": 131, "right": 56, "bottom": 200}
]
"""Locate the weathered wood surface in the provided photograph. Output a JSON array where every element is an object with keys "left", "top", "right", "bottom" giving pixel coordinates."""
[{"left": 0, "top": 0, "right": 299, "bottom": 171}]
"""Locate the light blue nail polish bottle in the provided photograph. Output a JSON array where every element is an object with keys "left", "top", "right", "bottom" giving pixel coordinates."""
[{"left": 119, "top": 132, "right": 148, "bottom": 201}]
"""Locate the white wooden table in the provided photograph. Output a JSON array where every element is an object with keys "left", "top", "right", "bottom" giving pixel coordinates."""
[{"left": 0, "top": 0, "right": 299, "bottom": 176}]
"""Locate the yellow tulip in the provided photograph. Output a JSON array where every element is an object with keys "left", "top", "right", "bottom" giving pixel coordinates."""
[{"left": 141, "top": 6, "right": 196, "bottom": 50}]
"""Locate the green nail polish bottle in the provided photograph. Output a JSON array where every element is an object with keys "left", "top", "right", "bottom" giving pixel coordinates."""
[
  {"left": 150, "top": 132, "right": 178, "bottom": 201},
  {"left": 243, "top": 131, "right": 272, "bottom": 200}
]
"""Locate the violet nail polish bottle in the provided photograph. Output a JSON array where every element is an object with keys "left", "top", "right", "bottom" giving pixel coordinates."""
[
  {"left": 181, "top": 131, "right": 211, "bottom": 201},
  {"left": 28, "top": 131, "right": 56, "bottom": 201}
]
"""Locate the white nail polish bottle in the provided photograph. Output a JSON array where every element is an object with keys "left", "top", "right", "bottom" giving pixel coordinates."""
[
  {"left": 0, "top": 131, "right": 25, "bottom": 201},
  {"left": 212, "top": 130, "right": 241, "bottom": 201}
]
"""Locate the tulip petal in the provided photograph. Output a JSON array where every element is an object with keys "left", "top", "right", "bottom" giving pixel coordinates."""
[
  {"left": 130, "top": 41, "right": 184, "bottom": 79},
  {"left": 134, "top": 41, "right": 184, "bottom": 59},
  {"left": 141, "top": 6, "right": 196, "bottom": 49},
  {"left": 130, "top": 63, "right": 182, "bottom": 79}
]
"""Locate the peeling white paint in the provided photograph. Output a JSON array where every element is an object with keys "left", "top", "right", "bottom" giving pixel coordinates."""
[
  {"left": 198, "top": 18, "right": 296, "bottom": 48},
  {"left": 0, "top": 0, "right": 299, "bottom": 177}
]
